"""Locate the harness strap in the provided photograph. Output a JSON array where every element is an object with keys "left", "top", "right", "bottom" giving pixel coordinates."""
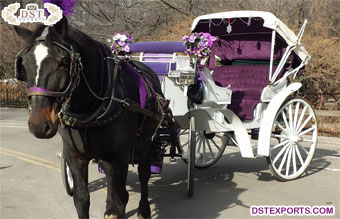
[
  {"left": 127, "top": 60, "right": 167, "bottom": 131},
  {"left": 111, "top": 97, "right": 162, "bottom": 121},
  {"left": 58, "top": 57, "right": 167, "bottom": 128}
]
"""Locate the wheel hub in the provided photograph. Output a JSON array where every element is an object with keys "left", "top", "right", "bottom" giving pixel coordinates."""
[{"left": 289, "top": 135, "right": 303, "bottom": 143}]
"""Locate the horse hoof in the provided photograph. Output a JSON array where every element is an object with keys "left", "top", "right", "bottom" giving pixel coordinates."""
[{"left": 104, "top": 214, "right": 118, "bottom": 219}]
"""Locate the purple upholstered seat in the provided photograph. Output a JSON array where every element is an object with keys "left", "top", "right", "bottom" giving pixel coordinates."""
[
  {"left": 213, "top": 65, "right": 278, "bottom": 120},
  {"left": 209, "top": 37, "right": 288, "bottom": 120},
  {"left": 143, "top": 53, "right": 175, "bottom": 75},
  {"left": 129, "top": 42, "right": 185, "bottom": 82},
  {"left": 209, "top": 39, "right": 285, "bottom": 69},
  {"left": 143, "top": 62, "right": 176, "bottom": 75}
]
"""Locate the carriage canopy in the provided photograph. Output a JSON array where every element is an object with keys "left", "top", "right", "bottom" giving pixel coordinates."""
[{"left": 191, "top": 11, "right": 310, "bottom": 63}]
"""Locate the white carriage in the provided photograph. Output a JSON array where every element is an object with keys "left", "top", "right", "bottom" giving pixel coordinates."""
[{"left": 129, "top": 11, "right": 317, "bottom": 196}]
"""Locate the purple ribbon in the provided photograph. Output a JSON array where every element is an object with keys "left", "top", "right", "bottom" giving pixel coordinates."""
[
  {"left": 28, "top": 87, "right": 53, "bottom": 93},
  {"left": 197, "top": 64, "right": 208, "bottom": 82},
  {"left": 120, "top": 61, "right": 155, "bottom": 109}
]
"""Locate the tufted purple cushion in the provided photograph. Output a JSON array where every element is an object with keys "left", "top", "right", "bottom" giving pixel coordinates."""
[
  {"left": 213, "top": 65, "right": 278, "bottom": 120},
  {"left": 209, "top": 38, "right": 286, "bottom": 69}
]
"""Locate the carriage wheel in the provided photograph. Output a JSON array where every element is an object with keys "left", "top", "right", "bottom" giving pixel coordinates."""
[
  {"left": 267, "top": 97, "right": 318, "bottom": 181},
  {"left": 188, "top": 116, "right": 196, "bottom": 197},
  {"left": 180, "top": 129, "right": 227, "bottom": 168},
  {"left": 61, "top": 156, "right": 74, "bottom": 196}
]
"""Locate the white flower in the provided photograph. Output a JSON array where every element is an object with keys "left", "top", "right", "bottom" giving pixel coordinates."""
[{"left": 113, "top": 33, "right": 127, "bottom": 41}]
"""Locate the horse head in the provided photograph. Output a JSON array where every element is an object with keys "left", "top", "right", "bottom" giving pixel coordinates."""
[{"left": 14, "top": 17, "right": 75, "bottom": 138}]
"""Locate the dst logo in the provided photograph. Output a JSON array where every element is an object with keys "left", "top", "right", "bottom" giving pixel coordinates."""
[
  {"left": 18, "top": 4, "right": 45, "bottom": 23},
  {"left": 1, "top": 3, "right": 62, "bottom": 26}
]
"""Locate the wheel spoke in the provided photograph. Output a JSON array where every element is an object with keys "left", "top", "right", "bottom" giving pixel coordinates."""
[
  {"left": 271, "top": 134, "right": 289, "bottom": 139},
  {"left": 215, "top": 135, "right": 222, "bottom": 139},
  {"left": 295, "top": 144, "right": 304, "bottom": 166},
  {"left": 210, "top": 139, "right": 222, "bottom": 152},
  {"left": 297, "top": 143, "right": 309, "bottom": 155},
  {"left": 298, "top": 125, "right": 316, "bottom": 137},
  {"left": 297, "top": 114, "right": 313, "bottom": 134},
  {"left": 181, "top": 129, "right": 227, "bottom": 168},
  {"left": 202, "top": 140, "right": 206, "bottom": 163},
  {"left": 285, "top": 146, "right": 293, "bottom": 176},
  {"left": 293, "top": 102, "right": 300, "bottom": 132},
  {"left": 196, "top": 132, "right": 200, "bottom": 142},
  {"left": 206, "top": 140, "right": 215, "bottom": 158},
  {"left": 274, "top": 121, "right": 288, "bottom": 135},
  {"left": 278, "top": 145, "right": 291, "bottom": 173},
  {"left": 273, "top": 143, "right": 290, "bottom": 165},
  {"left": 292, "top": 146, "right": 297, "bottom": 174},
  {"left": 271, "top": 139, "right": 290, "bottom": 151},
  {"left": 197, "top": 138, "right": 202, "bottom": 153},
  {"left": 281, "top": 110, "right": 290, "bottom": 131},
  {"left": 296, "top": 105, "right": 307, "bottom": 133},
  {"left": 288, "top": 104, "right": 293, "bottom": 131}
]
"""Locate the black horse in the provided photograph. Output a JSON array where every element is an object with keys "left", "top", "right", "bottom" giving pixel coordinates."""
[{"left": 14, "top": 16, "right": 166, "bottom": 218}]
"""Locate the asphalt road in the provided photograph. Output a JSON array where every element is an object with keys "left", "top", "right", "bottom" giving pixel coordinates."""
[{"left": 1, "top": 107, "right": 339, "bottom": 219}]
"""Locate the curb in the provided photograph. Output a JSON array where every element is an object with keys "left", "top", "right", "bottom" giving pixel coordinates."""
[{"left": 318, "top": 136, "right": 340, "bottom": 145}]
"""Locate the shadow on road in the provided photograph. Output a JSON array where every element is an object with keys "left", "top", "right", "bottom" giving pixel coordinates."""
[
  {"left": 88, "top": 176, "right": 107, "bottom": 193},
  {"left": 86, "top": 146, "right": 337, "bottom": 218}
]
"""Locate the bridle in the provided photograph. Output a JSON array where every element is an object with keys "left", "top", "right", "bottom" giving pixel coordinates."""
[
  {"left": 15, "top": 38, "right": 165, "bottom": 128},
  {"left": 15, "top": 39, "right": 82, "bottom": 100}
]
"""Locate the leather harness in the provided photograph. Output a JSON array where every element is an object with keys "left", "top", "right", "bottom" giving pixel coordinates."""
[{"left": 16, "top": 39, "right": 167, "bottom": 129}]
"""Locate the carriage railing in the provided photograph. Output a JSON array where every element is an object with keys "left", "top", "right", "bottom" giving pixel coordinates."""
[
  {"left": 129, "top": 52, "right": 195, "bottom": 86},
  {"left": 268, "top": 30, "right": 276, "bottom": 82},
  {"left": 270, "top": 19, "right": 309, "bottom": 85},
  {"left": 271, "top": 44, "right": 296, "bottom": 84}
]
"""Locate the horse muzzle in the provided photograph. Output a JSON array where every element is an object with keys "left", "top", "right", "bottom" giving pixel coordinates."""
[{"left": 28, "top": 96, "right": 59, "bottom": 139}]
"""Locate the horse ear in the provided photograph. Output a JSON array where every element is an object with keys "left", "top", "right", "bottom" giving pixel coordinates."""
[
  {"left": 14, "top": 26, "right": 33, "bottom": 40},
  {"left": 54, "top": 16, "right": 68, "bottom": 38}
]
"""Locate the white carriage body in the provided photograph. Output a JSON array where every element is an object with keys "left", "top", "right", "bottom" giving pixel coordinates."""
[{"left": 129, "top": 11, "right": 314, "bottom": 164}]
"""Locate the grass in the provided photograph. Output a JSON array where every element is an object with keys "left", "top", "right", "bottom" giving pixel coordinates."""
[{"left": 317, "top": 116, "right": 340, "bottom": 137}]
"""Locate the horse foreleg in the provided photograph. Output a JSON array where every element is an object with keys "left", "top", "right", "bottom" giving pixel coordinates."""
[
  {"left": 137, "top": 144, "right": 152, "bottom": 219},
  {"left": 102, "top": 157, "right": 129, "bottom": 219},
  {"left": 64, "top": 150, "right": 90, "bottom": 219}
]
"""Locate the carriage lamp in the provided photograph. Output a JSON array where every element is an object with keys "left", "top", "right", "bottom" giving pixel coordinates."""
[{"left": 179, "top": 70, "right": 196, "bottom": 86}]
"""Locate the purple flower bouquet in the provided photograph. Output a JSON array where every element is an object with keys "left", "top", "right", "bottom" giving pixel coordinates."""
[
  {"left": 182, "top": 32, "right": 217, "bottom": 59},
  {"left": 110, "top": 33, "right": 134, "bottom": 55}
]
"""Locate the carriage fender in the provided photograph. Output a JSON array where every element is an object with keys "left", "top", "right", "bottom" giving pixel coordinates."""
[{"left": 257, "top": 82, "right": 302, "bottom": 157}]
